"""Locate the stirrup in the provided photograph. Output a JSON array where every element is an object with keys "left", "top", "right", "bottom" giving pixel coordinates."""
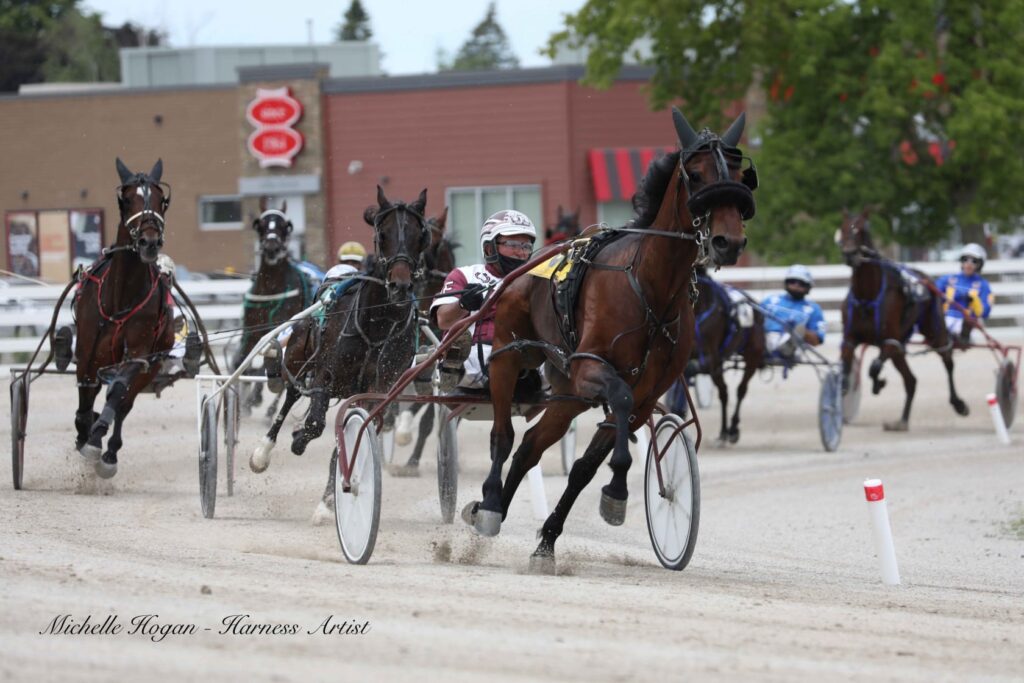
[
  {"left": 54, "top": 326, "right": 74, "bottom": 372},
  {"left": 183, "top": 331, "right": 203, "bottom": 377},
  {"left": 264, "top": 339, "right": 284, "bottom": 393}
]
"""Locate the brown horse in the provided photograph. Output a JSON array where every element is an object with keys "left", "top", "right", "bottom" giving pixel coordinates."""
[
  {"left": 74, "top": 158, "right": 176, "bottom": 478},
  {"left": 462, "top": 108, "right": 756, "bottom": 571},
  {"left": 544, "top": 205, "right": 581, "bottom": 245},
  {"left": 677, "top": 273, "right": 765, "bottom": 444},
  {"left": 230, "top": 197, "right": 316, "bottom": 412},
  {"left": 837, "top": 208, "right": 968, "bottom": 430},
  {"left": 249, "top": 186, "right": 430, "bottom": 499}
]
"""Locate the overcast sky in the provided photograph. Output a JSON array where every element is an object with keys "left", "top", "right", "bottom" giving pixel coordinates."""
[{"left": 82, "top": 0, "right": 588, "bottom": 75}]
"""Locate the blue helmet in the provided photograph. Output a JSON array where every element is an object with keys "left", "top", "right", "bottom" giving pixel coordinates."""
[{"left": 784, "top": 264, "right": 814, "bottom": 287}]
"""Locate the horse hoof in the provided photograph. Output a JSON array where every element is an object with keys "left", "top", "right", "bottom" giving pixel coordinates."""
[
  {"left": 95, "top": 453, "right": 117, "bottom": 479},
  {"left": 727, "top": 429, "right": 740, "bottom": 444},
  {"left": 528, "top": 551, "right": 556, "bottom": 575},
  {"left": 395, "top": 412, "right": 414, "bottom": 446},
  {"left": 290, "top": 435, "right": 308, "bottom": 456},
  {"left": 463, "top": 502, "right": 501, "bottom": 537},
  {"left": 952, "top": 400, "right": 969, "bottom": 417},
  {"left": 78, "top": 443, "right": 102, "bottom": 462},
  {"left": 883, "top": 420, "right": 908, "bottom": 432},
  {"left": 250, "top": 437, "right": 274, "bottom": 473},
  {"left": 311, "top": 499, "right": 333, "bottom": 526},
  {"left": 872, "top": 379, "right": 887, "bottom": 395},
  {"left": 387, "top": 463, "right": 421, "bottom": 478},
  {"left": 599, "top": 492, "right": 627, "bottom": 526}
]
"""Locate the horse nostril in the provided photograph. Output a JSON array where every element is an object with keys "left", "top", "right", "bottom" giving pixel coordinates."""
[{"left": 711, "top": 235, "right": 729, "bottom": 251}]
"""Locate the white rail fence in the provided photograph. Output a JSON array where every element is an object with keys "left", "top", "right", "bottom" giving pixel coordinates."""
[{"left": 2, "top": 259, "right": 1023, "bottom": 369}]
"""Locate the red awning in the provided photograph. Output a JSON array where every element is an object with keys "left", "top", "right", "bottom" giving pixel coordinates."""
[{"left": 588, "top": 146, "right": 676, "bottom": 203}]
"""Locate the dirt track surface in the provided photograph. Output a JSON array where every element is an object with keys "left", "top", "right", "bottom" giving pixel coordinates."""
[{"left": 2, "top": 337, "right": 1022, "bottom": 682}]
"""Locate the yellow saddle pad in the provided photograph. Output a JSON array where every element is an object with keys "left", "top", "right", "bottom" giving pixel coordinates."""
[{"left": 529, "top": 238, "right": 591, "bottom": 283}]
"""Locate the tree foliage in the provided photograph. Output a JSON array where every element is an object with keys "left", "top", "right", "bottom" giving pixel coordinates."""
[
  {"left": 441, "top": 2, "right": 519, "bottom": 72},
  {"left": 549, "top": 1, "right": 1024, "bottom": 262},
  {"left": 336, "top": 0, "right": 372, "bottom": 41}
]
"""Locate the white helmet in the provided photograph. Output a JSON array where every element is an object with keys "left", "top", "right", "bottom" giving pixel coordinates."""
[
  {"left": 960, "top": 243, "right": 986, "bottom": 267},
  {"left": 784, "top": 264, "right": 814, "bottom": 287},
  {"left": 479, "top": 210, "right": 537, "bottom": 261}
]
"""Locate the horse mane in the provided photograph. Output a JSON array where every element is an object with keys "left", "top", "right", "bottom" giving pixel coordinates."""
[{"left": 631, "top": 151, "right": 680, "bottom": 227}]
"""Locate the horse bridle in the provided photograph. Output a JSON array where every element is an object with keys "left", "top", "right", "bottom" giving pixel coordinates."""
[
  {"left": 838, "top": 216, "right": 877, "bottom": 266},
  {"left": 116, "top": 174, "right": 171, "bottom": 251},
  {"left": 373, "top": 202, "right": 430, "bottom": 281},
  {"left": 254, "top": 209, "right": 293, "bottom": 265}
]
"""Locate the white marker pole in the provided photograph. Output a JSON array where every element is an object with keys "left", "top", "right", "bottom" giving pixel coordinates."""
[
  {"left": 864, "top": 479, "right": 901, "bottom": 585},
  {"left": 986, "top": 393, "right": 1011, "bottom": 445},
  {"left": 528, "top": 464, "right": 549, "bottom": 520}
]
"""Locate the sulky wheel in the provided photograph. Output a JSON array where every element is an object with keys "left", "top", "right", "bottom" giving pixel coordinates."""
[
  {"left": 335, "top": 408, "right": 382, "bottom": 564},
  {"left": 819, "top": 368, "right": 844, "bottom": 452},
  {"left": 199, "top": 397, "right": 218, "bottom": 519},
  {"left": 995, "top": 358, "right": 1018, "bottom": 429},
  {"left": 436, "top": 405, "right": 459, "bottom": 524},
  {"left": 10, "top": 376, "right": 28, "bottom": 490},
  {"left": 842, "top": 355, "right": 863, "bottom": 425},
  {"left": 644, "top": 414, "right": 700, "bottom": 571},
  {"left": 560, "top": 418, "right": 577, "bottom": 475},
  {"left": 224, "top": 386, "right": 240, "bottom": 497}
]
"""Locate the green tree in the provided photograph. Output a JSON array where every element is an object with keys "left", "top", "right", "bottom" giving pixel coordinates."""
[
  {"left": 336, "top": 0, "right": 372, "bottom": 41},
  {"left": 441, "top": 2, "right": 519, "bottom": 72},
  {"left": 549, "top": 1, "right": 1024, "bottom": 262}
]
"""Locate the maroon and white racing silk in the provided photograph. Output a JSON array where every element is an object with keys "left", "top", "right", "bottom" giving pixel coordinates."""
[{"left": 429, "top": 263, "right": 503, "bottom": 344}]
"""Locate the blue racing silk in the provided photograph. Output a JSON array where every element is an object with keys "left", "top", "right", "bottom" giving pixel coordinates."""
[{"left": 761, "top": 292, "right": 826, "bottom": 342}]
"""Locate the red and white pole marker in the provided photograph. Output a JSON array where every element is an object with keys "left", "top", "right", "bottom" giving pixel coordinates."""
[
  {"left": 986, "top": 394, "right": 1012, "bottom": 445},
  {"left": 864, "top": 479, "right": 901, "bottom": 586},
  {"left": 528, "top": 464, "right": 549, "bottom": 520}
]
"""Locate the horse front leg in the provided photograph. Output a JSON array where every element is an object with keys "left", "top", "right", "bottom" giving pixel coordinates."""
[
  {"left": 75, "top": 381, "right": 101, "bottom": 452},
  {"left": 727, "top": 364, "right": 756, "bottom": 443},
  {"left": 292, "top": 386, "right": 330, "bottom": 455},
  {"left": 251, "top": 384, "right": 301, "bottom": 472},
  {"left": 590, "top": 366, "right": 634, "bottom": 527},
  {"left": 840, "top": 341, "right": 855, "bottom": 395},
  {"left": 311, "top": 447, "right": 339, "bottom": 526},
  {"left": 710, "top": 368, "right": 729, "bottom": 445},
  {"left": 391, "top": 404, "right": 434, "bottom": 477},
  {"left": 80, "top": 362, "right": 144, "bottom": 463},
  {"left": 883, "top": 347, "right": 916, "bottom": 432}
]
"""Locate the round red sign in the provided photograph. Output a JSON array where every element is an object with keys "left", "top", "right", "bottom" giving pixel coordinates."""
[
  {"left": 246, "top": 88, "right": 303, "bottom": 128},
  {"left": 247, "top": 127, "right": 304, "bottom": 168}
]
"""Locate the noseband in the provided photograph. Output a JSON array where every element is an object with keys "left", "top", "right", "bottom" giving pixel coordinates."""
[
  {"left": 373, "top": 202, "right": 429, "bottom": 281},
  {"left": 256, "top": 209, "right": 292, "bottom": 265},
  {"left": 117, "top": 174, "right": 170, "bottom": 252}
]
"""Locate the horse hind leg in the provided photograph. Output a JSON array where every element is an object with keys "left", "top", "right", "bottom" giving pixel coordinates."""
[
  {"left": 940, "top": 348, "right": 969, "bottom": 416},
  {"left": 391, "top": 404, "right": 434, "bottom": 478},
  {"left": 711, "top": 369, "right": 730, "bottom": 445},
  {"left": 96, "top": 398, "right": 134, "bottom": 479},
  {"left": 292, "top": 386, "right": 330, "bottom": 456},
  {"left": 728, "top": 364, "right": 756, "bottom": 444},
  {"left": 883, "top": 350, "right": 916, "bottom": 432},
  {"left": 868, "top": 353, "right": 888, "bottom": 394},
  {"left": 251, "top": 384, "right": 301, "bottom": 473},
  {"left": 75, "top": 382, "right": 101, "bottom": 452},
  {"left": 80, "top": 366, "right": 141, "bottom": 461}
]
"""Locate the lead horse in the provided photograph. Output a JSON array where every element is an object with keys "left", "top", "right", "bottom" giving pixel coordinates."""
[
  {"left": 74, "top": 159, "right": 177, "bottom": 477},
  {"left": 462, "top": 108, "right": 757, "bottom": 572},
  {"left": 837, "top": 207, "right": 968, "bottom": 430}
]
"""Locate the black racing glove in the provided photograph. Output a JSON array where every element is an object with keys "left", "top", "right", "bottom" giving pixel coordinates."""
[{"left": 458, "top": 283, "right": 487, "bottom": 311}]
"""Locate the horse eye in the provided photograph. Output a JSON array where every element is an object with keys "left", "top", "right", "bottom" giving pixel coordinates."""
[{"left": 688, "top": 171, "right": 702, "bottom": 184}]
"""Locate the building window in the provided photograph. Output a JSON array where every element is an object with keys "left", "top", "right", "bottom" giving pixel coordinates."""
[
  {"left": 445, "top": 185, "right": 542, "bottom": 266},
  {"left": 5, "top": 209, "right": 104, "bottom": 282},
  {"left": 597, "top": 200, "right": 636, "bottom": 229},
  {"left": 199, "top": 195, "right": 243, "bottom": 231}
]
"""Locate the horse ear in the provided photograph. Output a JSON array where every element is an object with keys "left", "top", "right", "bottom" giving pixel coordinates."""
[
  {"left": 721, "top": 112, "right": 746, "bottom": 147},
  {"left": 437, "top": 205, "right": 449, "bottom": 229},
  {"left": 376, "top": 185, "right": 389, "bottom": 207},
  {"left": 672, "top": 107, "right": 699, "bottom": 150},
  {"left": 280, "top": 199, "right": 287, "bottom": 213},
  {"left": 412, "top": 188, "right": 428, "bottom": 213},
  {"left": 364, "top": 205, "right": 378, "bottom": 226},
  {"left": 258, "top": 196, "right": 267, "bottom": 212},
  {"left": 115, "top": 158, "right": 133, "bottom": 184},
  {"left": 149, "top": 158, "right": 163, "bottom": 183}
]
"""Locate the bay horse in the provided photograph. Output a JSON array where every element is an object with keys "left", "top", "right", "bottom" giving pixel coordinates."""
[
  {"left": 463, "top": 108, "right": 757, "bottom": 572},
  {"left": 671, "top": 273, "right": 765, "bottom": 444},
  {"left": 249, "top": 186, "right": 431, "bottom": 515},
  {"left": 391, "top": 207, "right": 461, "bottom": 476},
  {"left": 230, "top": 197, "right": 316, "bottom": 412},
  {"left": 837, "top": 207, "right": 968, "bottom": 430},
  {"left": 544, "top": 205, "right": 581, "bottom": 245},
  {"left": 74, "top": 158, "right": 176, "bottom": 478}
]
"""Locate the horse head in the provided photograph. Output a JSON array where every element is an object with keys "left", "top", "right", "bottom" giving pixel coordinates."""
[
  {"left": 115, "top": 158, "right": 170, "bottom": 264},
  {"left": 252, "top": 196, "right": 293, "bottom": 266},
  {"left": 363, "top": 185, "right": 429, "bottom": 303},
  {"left": 670, "top": 108, "right": 757, "bottom": 266},
  {"left": 545, "top": 205, "right": 581, "bottom": 245},
  {"left": 836, "top": 206, "right": 876, "bottom": 266}
]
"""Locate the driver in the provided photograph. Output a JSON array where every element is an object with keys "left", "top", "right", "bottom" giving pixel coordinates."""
[
  {"left": 761, "top": 264, "right": 826, "bottom": 360},
  {"left": 935, "top": 243, "right": 993, "bottom": 345},
  {"left": 430, "top": 210, "right": 536, "bottom": 390}
]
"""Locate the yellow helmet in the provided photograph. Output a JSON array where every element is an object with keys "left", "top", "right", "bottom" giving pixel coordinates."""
[{"left": 337, "top": 241, "right": 367, "bottom": 264}]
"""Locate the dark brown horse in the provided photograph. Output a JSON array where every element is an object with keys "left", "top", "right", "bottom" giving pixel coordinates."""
[
  {"left": 74, "top": 158, "right": 176, "bottom": 477},
  {"left": 837, "top": 207, "right": 967, "bottom": 430},
  {"left": 544, "top": 205, "right": 581, "bottom": 245},
  {"left": 676, "top": 273, "right": 765, "bottom": 444},
  {"left": 462, "top": 108, "right": 756, "bottom": 571},
  {"left": 391, "top": 207, "right": 460, "bottom": 476},
  {"left": 249, "top": 186, "right": 430, "bottom": 516},
  {"left": 230, "top": 197, "right": 315, "bottom": 412}
]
